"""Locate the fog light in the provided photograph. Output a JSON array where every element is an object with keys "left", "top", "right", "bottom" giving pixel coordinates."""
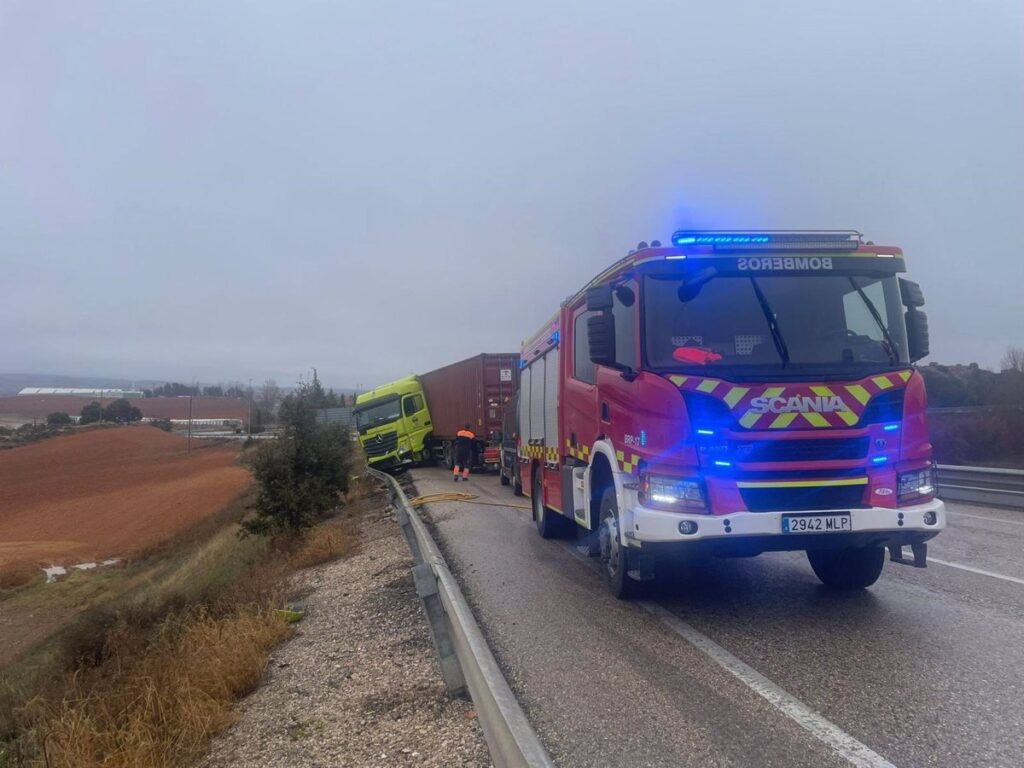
[
  {"left": 678, "top": 520, "right": 699, "bottom": 535},
  {"left": 923, "top": 510, "right": 937, "bottom": 526}
]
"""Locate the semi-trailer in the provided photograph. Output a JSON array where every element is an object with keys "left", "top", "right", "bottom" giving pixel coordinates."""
[{"left": 355, "top": 353, "right": 520, "bottom": 471}]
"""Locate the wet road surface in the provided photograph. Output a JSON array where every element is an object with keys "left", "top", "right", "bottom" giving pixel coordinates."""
[{"left": 409, "top": 467, "right": 1024, "bottom": 768}]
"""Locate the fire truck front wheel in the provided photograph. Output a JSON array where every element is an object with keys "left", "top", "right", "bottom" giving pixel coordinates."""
[
  {"left": 599, "top": 488, "right": 638, "bottom": 599},
  {"left": 807, "top": 546, "right": 885, "bottom": 589}
]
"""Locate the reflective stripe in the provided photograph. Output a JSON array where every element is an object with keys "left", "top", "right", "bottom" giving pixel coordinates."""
[{"left": 736, "top": 477, "right": 869, "bottom": 489}]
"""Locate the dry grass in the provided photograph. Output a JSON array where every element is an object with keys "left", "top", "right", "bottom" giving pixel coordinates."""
[
  {"left": 0, "top": 565, "right": 38, "bottom": 593},
  {"left": 288, "top": 517, "right": 359, "bottom": 570},
  {"left": 22, "top": 606, "right": 291, "bottom": 768}
]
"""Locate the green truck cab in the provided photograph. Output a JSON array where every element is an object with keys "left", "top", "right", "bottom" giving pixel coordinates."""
[{"left": 353, "top": 375, "right": 432, "bottom": 469}]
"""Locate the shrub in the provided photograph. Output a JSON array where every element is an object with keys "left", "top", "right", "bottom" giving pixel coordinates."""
[
  {"left": 102, "top": 399, "right": 143, "bottom": 424},
  {"left": 80, "top": 401, "right": 103, "bottom": 424},
  {"left": 46, "top": 411, "right": 72, "bottom": 426},
  {"left": 150, "top": 418, "right": 174, "bottom": 432},
  {"left": 242, "top": 380, "right": 351, "bottom": 535}
]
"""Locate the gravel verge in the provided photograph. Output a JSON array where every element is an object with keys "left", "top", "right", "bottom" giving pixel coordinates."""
[{"left": 201, "top": 493, "right": 491, "bottom": 768}]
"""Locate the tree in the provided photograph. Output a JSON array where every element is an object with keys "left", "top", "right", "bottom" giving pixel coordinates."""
[
  {"left": 80, "top": 401, "right": 103, "bottom": 424},
  {"left": 1001, "top": 346, "right": 1024, "bottom": 373},
  {"left": 225, "top": 382, "right": 246, "bottom": 398},
  {"left": 202, "top": 385, "right": 224, "bottom": 397},
  {"left": 102, "top": 398, "right": 143, "bottom": 424},
  {"left": 242, "top": 380, "right": 352, "bottom": 535},
  {"left": 47, "top": 411, "right": 72, "bottom": 426},
  {"left": 258, "top": 379, "right": 281, "bottom": 419}
]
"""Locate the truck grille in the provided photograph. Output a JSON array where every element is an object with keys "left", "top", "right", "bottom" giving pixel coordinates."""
[
  {"left": 730, "top": 438, "right": 869, "bottom": 463},
  {"left": 364, "top": 431, "right": 398, "bottom": 458},
  {"left": 740, "top": 484, "right": 867, "bottom": 512}
]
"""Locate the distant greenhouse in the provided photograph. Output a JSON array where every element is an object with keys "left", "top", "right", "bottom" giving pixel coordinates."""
[{"left": 18, "top": 387, "right": 145, "bottom": 399}]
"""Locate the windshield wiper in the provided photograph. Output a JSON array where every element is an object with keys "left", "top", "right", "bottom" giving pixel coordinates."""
[
  {"left": 749, "top": 277, "right": 790, "bottom": 368},
  {"left": 847, "top": 277, "right": 898, "bottom": 364}
]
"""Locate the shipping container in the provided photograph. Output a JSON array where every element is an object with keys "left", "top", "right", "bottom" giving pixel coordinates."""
[{"left": 420, "top": 353, "right": 520, "bottom": 470}]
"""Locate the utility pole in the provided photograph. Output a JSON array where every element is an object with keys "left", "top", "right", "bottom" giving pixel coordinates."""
[
  {"left": 248, "top": 378, "right": 253, "bottom": 438},
  {"left": 187, "top": 379, "right": 196, "bottom": 454}
]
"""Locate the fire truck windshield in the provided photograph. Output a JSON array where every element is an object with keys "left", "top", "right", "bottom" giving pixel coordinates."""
[
  {"left": 353, "top": 396, "right": 402, "bottom": 433},
  {"left": 643, "top": 272, "right": 910, "bottom": 375}
]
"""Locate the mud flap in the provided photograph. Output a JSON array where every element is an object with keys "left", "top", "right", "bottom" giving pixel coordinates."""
[{"left": 888, "top": 542, "right": 927, "bottom": 568}]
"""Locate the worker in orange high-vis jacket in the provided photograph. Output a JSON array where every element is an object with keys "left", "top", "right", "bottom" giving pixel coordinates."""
[{"left": 453, "top": 424, "right": 475, "bottom": 482}]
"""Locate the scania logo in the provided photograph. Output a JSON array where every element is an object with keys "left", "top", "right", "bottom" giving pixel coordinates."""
[{"left": 749, "top": 395, "right": 850, "bottom": 415}]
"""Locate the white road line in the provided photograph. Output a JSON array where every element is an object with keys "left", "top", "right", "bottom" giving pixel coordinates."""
[
  {"left": 557, "top": 543, "right": 896, "bottom": 768},
  {"left": 927, "top": 557, "right": 1024, "bottom": 585},
  {"left": 949, "top": 511, "right": 1024, "bottom": 526},
  {"left": 639, "top": 601, "right": 897, "bottom": 768}
]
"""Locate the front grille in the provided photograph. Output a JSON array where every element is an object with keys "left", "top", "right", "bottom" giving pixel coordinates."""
[
  {"left": 364, "top": 431, "right": 398, "bottom": 458},
  {"left": 730, "top": 438, "right": 869, "bottom": 463},
  {"left": 740, "top": 484, "right": 867, "bottom": 512}
]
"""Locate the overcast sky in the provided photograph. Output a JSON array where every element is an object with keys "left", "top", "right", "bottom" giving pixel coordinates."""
[{"left": 2, "top": 1, "right": 1022, "bottom": 388}]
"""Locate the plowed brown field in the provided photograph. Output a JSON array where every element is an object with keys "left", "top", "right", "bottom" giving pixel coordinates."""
[
  {"left": 0, "top": 394, "right": 249, "bottom": 421},
  {"left": 0, "top": 427, "right": 250, "bottom": 571}
]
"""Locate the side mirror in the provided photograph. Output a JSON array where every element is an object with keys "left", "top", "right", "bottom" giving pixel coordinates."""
[
  {"left": 899, "top": 278, "right": 925, "bottom": 308},
  {"left": 905, "top": 309, "right": 930, "bottom": 361},
  {"left": 586, "top": 284, "right": 613, "bottom": 312},
  {"left": 587, "top": 312, "right": 616, "bottom": 366}
]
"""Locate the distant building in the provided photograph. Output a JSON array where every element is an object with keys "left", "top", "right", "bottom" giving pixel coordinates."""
[{"left": 17, "top": 387, "right": 145, "bottom": 399}]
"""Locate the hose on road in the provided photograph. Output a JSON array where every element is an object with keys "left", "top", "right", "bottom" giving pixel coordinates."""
[{"left": 407, "top": 492, "right": 531, "bottom": 511}]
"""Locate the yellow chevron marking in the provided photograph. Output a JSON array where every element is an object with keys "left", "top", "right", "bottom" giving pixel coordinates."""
[
  {"left": 697, "top": 379, "right": 719, "bottom": 394},
  {"left": 810, "top": 385, "right": 835, "bottom": 397},
  {"left": 873, "top": 376, "right": 894, "bottom": 390},
  {"left": 898, "top": 370, "right": 912, "bottom": 382},
  {"left": 737, "top": 477, "right": 869, "bottom": 489},
  {"left": 615, "top": 450, "right": 625, "bottom": 462},
  {"left": 845, "top": 385, "right": 871, "bottom": 405},
  {"left": 769, "top": 412, "right": 798, "bottom": 429},
  {"left": 739, "top": 411, "right": 761, "bottom": 429},
  {"left": 802, "top": 412, "right": 830, "bottom": 428},
  {"left": 723, "top": 386, "right": 750, "bottom": 408},
  {"left": 836, "top": 409, "right": 860, "bottom": 426},
  {"left": 669, "top": 375, "right": 688, "bottom": 387},
  {"left": 763, "top": 386, "right": 786, "bottom": 399}
]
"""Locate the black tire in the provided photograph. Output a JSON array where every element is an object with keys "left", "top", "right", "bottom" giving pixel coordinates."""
[
  {"left": 442, "top": 441, "right": 454, "bottom": 470},
  {"left": 513, "top": 467, "right": 524, "bottom": 496},
  {"left": 500, "top": 466, "right": 511, "bottom": 486},
  {"left": 533, "top": 470, "right": 566, "bottom": 538},
  {"left": 807, "top": 546, "right": 885, "bottom": 589},
  {"left": 598, "top": 487, "right": 638, "bottom": 598}
]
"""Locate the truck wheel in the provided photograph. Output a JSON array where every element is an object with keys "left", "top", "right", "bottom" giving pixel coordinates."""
[
  {"left": 807, "top": 546, "right": 885, "bottom": 589},
  {"left": 513, "top": 468, "right": 523, "bottom": 497},
  {"left": 500, "top": 467, "right": 511, "bottom": 486},
  {"left": 443, "top": 441, "right": 454, "bottom": 470},
  {"left": 533, "top": 471, "right": 565, "bottom": 539},
  {"left": 598, "top": 487, "right": 637, "bottom": 599}
]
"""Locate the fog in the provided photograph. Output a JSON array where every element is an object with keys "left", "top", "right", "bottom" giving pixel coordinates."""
[{"left": 2, "top": 1, "right": 1022, "bottom": 387}]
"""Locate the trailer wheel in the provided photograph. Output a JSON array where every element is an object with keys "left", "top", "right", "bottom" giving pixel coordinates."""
[
  {"left": 442, "top": 441, "right": 454, "bottom": 470},
  {"left": 533, "top": 471, "right": 566, "bottom": 539},
  {"left": 598, "top": 487, "right": 638, "bottom": 598},
  {"left": 807, "top": 546, "right": 885, "bottom": 589}
]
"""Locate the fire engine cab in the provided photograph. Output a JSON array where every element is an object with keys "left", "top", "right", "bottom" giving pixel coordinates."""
[{"left": 518, "top": 231, "right": 945, "bottom": 597}]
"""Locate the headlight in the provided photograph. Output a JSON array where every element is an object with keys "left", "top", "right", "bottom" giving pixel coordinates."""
[
  {"left": 639, "top": 472, "right": 707, "bottom": 512},
  {"left": 898, "top": 465, "right": 936, "bottom": 502}
]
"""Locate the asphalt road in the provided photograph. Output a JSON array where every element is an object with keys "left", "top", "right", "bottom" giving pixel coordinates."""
[{"left": 409, "top": 467, "right": 1024, "bottom": 768}]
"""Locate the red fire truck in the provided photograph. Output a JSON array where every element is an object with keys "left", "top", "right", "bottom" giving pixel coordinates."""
[{"left": 518, "top": 231, "right": 945, "bottom": 597}]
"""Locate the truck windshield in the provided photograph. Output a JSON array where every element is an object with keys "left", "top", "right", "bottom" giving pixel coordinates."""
[
  {"left": 353, "top": 396, "right": 402, "bottom": 433},
  {"left": 643, "top": 272, "right": 910, "bottom": 376}
]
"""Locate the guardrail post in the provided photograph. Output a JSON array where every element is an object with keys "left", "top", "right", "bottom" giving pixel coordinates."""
[
  {"left": 394, "top": 503, "right": 424, "bottom": 564},
  {"left": 412, "top": 562, "right": 466, "bottom": 697}
]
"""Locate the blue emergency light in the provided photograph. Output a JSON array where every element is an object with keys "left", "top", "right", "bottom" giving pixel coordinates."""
[{"left": 671, "top": 230, "right": 862, "bottom": 251}]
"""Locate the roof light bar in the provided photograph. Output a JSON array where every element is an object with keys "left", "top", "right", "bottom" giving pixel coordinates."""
[{"left": 671, "top": 230, "right": 862, "bottom": 251}]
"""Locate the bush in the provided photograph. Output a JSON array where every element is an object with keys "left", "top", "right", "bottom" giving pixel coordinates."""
[
  {"left": 103, "top": 398, "right": 143, "bottom": 424},
  {"left": 242, "top": 380, "right": 352, "bottom": 535},
  {"left": 151, "top": 418, "right": 174, "bottom": 432},
  {"left": 80, "top": 401, "right": 103, "bottom": 424},
  {"left": 46, "top": 411, "right": 73, "bottom": 426}
]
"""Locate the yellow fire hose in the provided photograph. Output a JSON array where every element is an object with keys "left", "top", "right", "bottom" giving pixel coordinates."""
[{"left": 407, "top": 492, "right": 531, "bottom": 511}]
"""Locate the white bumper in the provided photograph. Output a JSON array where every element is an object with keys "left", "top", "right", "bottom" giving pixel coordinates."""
[{"left": 625, "top": 498, "right": 946, "bottom": 545}]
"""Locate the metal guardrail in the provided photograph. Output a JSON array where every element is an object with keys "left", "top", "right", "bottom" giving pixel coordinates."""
[
  {"left": 367, "top": 468, "right": 555, "bottom": 768},
  {"left": 938, "top": 465, "right": 1024, "bottom": 509}
]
